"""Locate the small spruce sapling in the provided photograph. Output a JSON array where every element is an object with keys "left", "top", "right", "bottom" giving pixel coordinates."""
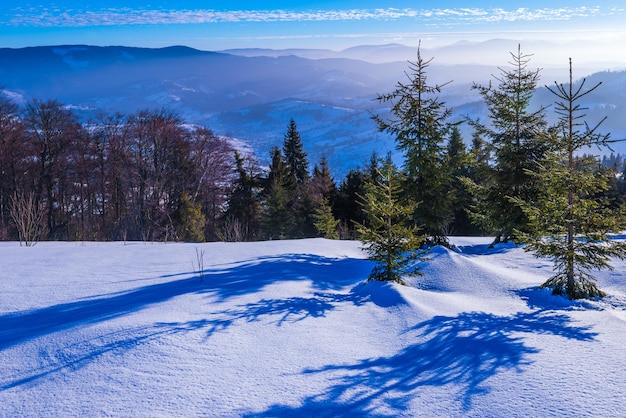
[{"left": 356, "top": 159, "right": 428, "bottom": 284}]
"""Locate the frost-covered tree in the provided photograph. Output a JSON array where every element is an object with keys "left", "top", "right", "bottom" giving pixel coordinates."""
[
  {"left": 512, "top": 59, "right": 626, "bottom": 299},
  {"left": 357, "top": 158, "right": 428, "bottom": 284}
]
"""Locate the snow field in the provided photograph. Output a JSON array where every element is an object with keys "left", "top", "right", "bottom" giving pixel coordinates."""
[{"left": 1, "top": 238, "right": 625, "bottom": 417}]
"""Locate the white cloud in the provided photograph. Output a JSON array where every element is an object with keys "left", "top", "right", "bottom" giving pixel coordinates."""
[{"left": 4, "top": 6, "right": 622, "bottom": 28}]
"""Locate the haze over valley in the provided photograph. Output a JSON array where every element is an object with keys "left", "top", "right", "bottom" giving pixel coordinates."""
[{"left": 2, "top": 40, "right": 626, "bottom": 175}]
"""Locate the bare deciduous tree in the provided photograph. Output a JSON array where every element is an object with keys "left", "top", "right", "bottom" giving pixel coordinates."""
[{"left": 9, "top": 191, "right": 46, "bottom": 246}]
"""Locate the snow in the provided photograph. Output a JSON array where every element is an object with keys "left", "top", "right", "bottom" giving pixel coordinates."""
[{"left": 1, "top": 237, "right": 625, "bottom": 417}]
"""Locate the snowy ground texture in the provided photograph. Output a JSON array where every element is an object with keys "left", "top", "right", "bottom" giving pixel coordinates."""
[{"left": 1, "top": 237, "right": 625, "bottom": 417}]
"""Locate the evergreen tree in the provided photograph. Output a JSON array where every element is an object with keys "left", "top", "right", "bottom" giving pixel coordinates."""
[
  {"left": 310, "top": 155, "right": 336, "bottom": 205},
  {"left": 356, "top": 159, "right": 428, "bottom": 284},
  {"left": 262, "top": 146, "right": 292, "bottom": 239},
  {"left": 177, "top": 192, "right": 205, "bottom": 242},
  {"left": 282, "top": 118, "right": 309, "bottom": 185},
  {"left": 469, "top": 125, "right": 492, "bottom": 172},
  {"left": 223, "top": 151, "right": 261, "bottom": 241},
  {"left": 466, "top": 45, "right": 548, "bottom": 243},
  {"left": 512, "top": 59, "right": 626, "bottom": 299},
  {"left": 372, "top": 45, "right": 453, "bottom": 245},
  {"left": 459, "top": 127, "right": 493, "bottom": 237},
  {"left": 335, "top": 169, "right": 368, "bottom": 239},
  {"left": 281, "top": 118, "right": 316, "bottom": 238},
  {"left": 313, "top": 197, "right": 339, "bottom": 239},
  {"left": 310, "top": 156, "right": 339, "bottom": 239},
  {"left": 444, "top": 126, "right": 477, "bottom": 235},
  {"left": 334, "top": 153, "right": 383, "bottom": 239}
]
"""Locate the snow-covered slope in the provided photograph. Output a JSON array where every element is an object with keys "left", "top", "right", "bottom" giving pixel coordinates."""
[{"left": 1, "top": 237, "right": 625, "bottom": 417}]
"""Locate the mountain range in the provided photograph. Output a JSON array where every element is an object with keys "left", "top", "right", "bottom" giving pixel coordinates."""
[{"left": 1, "top": 42, "right": 625, "bottom": 176}]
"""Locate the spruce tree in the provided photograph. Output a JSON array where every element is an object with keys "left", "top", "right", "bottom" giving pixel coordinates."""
[
  {"left": 512, "top": 59, "right": 626, "bottom": 299},
  {"left": 262, "top": 146, "right": 292, "bottom": 239},
  {"left": 281, "top": 118, "right": 315, "bottom": 237},
  {"left": 177, "top": 192, "right": 205, "bottom": 242},
  {"left": 335, "top": 169, "right": 368, "bottom": 238},
  {"left": 310, "top": 155, "right": 336, "bottom": 205},
  {"left": 466, "top": 45, "right": 548, "bottom": 243},
  {"left": 282, "top": 118, "right": 309, "bottom": 185},
  {"left": 444, "top": 126, "right": 477, "bottom": 235},
  {"left": 223, "top": 151, "right": 261, "bottom": 241},
  {"left": 356, "top": 158, "right": 428, "bottom": 284},
  {"left": 372, "top": 45, "right": 453, "bottom": 245},
  {"left": 310, "top": 156, "right": 339, "bottom": 239},
  {"left": 313, "top": 197, "right": 339, "bottom": 239}
]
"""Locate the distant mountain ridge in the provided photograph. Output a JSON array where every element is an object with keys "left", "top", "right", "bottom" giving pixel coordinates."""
[{"left": 1, "top": 43, "right": 625, "bottom": 175}]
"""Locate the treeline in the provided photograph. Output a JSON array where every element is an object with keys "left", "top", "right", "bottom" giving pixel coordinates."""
[
  {"left": 2, "top": 45, "right": 626, "bottom": 252},
  {"left": 0, "top": 93, "right": 481, "bottom": 244},
  {"left": 0, "top": 96, "right": 394, "bottom": 243}
]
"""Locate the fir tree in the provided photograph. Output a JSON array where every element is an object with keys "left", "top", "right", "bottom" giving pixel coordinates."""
[
  {"left": 310, "top": 155, "right": 336, "bottom": 205},
  {"left": 335, "top": 169, "right": 368, "bottom": 238},
  {"left": 282, "top": 118, "right": 309, "bottom": 185},
  {"left": 262, "top": 146, "right": 292, "bottom": 239},
  {"left": 281, "top": 119, "right": 316, "bottom": 238},
  {"left": 372, "top": 45, "right": 453, "bottom": 245},
  {"left": 357, "top": 159, "right": 428, "bottom": 284},
  {"left": 466, "top": 45, "right": 548, "bottom": 244},
  {"left": 177, "top": 192, "right": 205, "bottom": 242},
  {"left": 310, "top": 156, "right": 339, "bottom": 239},
  {"left": 313, "top": 197, "right": 339, "bottom": 239},
  {"left": 223, "top": 151, "right": 261, "bottom": 241},
  {"left": 512, "top": 59, "right": 626, "bottom": 299},
  {"left": 444, "top": 126, "right": 477, "bottom": 235}
]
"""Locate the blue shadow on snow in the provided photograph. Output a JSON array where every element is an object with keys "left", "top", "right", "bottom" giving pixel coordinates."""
[
  {"left": 202, "top": 281, "right": 404, "bottom": 337},
  {"left": 245, "top": 310, "right": 597, "bottom": 417},
  {"left": 1, "top": 254, "right": 372, "bottom": 390},
  {"left": 0, "top": 254, "right": 371, "bottom": 351}
]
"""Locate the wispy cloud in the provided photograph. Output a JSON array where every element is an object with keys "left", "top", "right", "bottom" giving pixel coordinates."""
[{"left": 4, "top": 6, "right": 622, "bottom": 28}]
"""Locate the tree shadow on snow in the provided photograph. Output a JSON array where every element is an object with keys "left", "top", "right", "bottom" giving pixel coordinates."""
[
  {"left": 453, "top": 241, "right": 518, "bottom": 256},
  {"left": 0, "top": 254, "right": 373, "bottom": 390},
  {"left": 202, "top": 281, "right": 403, "bottom": 337},
  {"left": 0, "top": 283, "right": 383, "bottom": 391},
  {"left": 203, "top": 291, "right": 365, "bottom": 337},
  {"left": 0, "top": 254, "right": 371, "bottom": 351},
  {"left": 0, "top": 322, "right": 196, "bottom": 390},
  {"left": 516, "top": 287, "right": 605, "bottom": 311},
  {"left": 245, "top": 310, "right": 597, "bottom": 417},
  {"left": 201, "top": 254, "right": 371, "bottom": 299}
]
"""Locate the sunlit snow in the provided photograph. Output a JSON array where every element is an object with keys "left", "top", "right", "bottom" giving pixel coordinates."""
[{"left": 1, "top": 237, "right": 625, "bottom": 417}]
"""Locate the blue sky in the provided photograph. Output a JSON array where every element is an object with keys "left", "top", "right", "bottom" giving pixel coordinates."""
[{"left": 1, "top": 1, "right": 624, "bottom": 52}]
